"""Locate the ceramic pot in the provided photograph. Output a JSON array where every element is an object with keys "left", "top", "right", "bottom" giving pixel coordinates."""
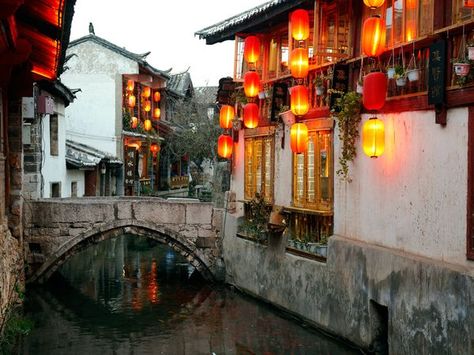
[
  {"left": 407, "top": 69, "right": 420, "bottom": 82},
  {"left": 468, "top": 47, "right": 474, "bottom": 60},
  {"left": 454, "top": 63, "right": 470, "bottom": 77},
  {"left": 279, "top": 110, "right": 295, "bottom": 126},
  {"left": 396, "top": 77, "right": 407, "bottom": 87},
  {"left": 316, "top": 86, "right": 325, "bottom": 96},
  {"left": 387, "top": 67, "right": 396, "bottom": 79},
  {"left": 356, "top": 83, "right": 363, "bottom": 94}
]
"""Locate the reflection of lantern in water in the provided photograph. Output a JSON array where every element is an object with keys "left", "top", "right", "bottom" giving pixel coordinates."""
[{"left": 147, "top": 260, "right": 160, "bottom": 304}]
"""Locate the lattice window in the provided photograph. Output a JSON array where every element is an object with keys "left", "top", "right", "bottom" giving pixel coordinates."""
[{"left": 244, "top": 135, "right": 274, "bottom": 203}]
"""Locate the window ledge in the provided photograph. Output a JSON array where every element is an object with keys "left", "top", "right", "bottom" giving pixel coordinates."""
[{"left": 282, "top": 206, "right": 333, "bottom": 216}]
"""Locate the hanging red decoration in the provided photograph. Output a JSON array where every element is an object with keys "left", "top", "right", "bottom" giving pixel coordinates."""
[
  {"left": 128, "top": 95, "right": 136, "bottom": 108},
  {"left": 153, "top": 108, "right": 161, "bottom": 120},
  {"left": 363, "top": 72, "right": 388, "bottom": 111},
  {"left": 126, "top": 80, "right": 135, "bottom": 92},
  {"left": 290, "top": 123, "right": 308, "bottom": 154},
  {"left": 150, "top": 143, "right": 161, "bottom": 157},
  {"left": 144, "top": 119, "right": 152, "bottom": 131},
  {"left": 217, "top": 134, "right": 233, "bottom": 159},
  {"left": 291, "top": 9, "right": 309, "bottom": 41},
  {"left": 142, "top": 86, "right": 151, "bottom": 98},
  {"left": 219, "top": 105, "right": 234, "bottom": 129},
  {"left": 290, "top": 85, "right": 309, "bottom": 116},
  {"left": 244, "top": 71, "right": 260, "bottom": 98},
  {"left": 406, "top": 0, "right": 416, "bottom": 9},
  {"left": 362, "top": 15, "right": 386, "bottom": 57},
  {"left": 363, "top": 0, "right": 385, "bottom": 9},
  {"left": 130, "top": 116, "right": 138, "bottom": 129},
  {"left": 290, "top": 48, "right": 309, "bottom": 79},
  {"left": 153, "top": 91, "right": 161, "bottom": 102},
  {"left": 144, "top": 100, "right": 151, "bottom": 112},
  {"left": 244, "top": 36, "right": 260, "bottom": 64},
  {"left": 464, "top": 0, "right": 474, "bottom": 7},
  {"left": 243, "top": 103, "right": 259, "bottom": 129}
]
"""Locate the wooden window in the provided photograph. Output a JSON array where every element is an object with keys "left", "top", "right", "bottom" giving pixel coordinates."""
[
  {"left": 50, "top": 182, "right": 61, "bottom": 198},
  {"left": 49, "top": 114, "right": 58, "bottom": 156},
  {"left": 234, "top": 36, "right": 264, "bottom": 81},
  {"left": 71, "top": 181, "right": 77, "bottom": 197},
  {"left": 453, "top": 0, "right": 474, "bottom": 23},
  {"left": 293, "top": 128, "right": 333, "bottom": 211},
  {"left": 244, "top": 135, "right": 274, "bottom": 203}
]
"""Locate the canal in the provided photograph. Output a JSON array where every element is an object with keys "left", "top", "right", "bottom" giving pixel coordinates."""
[{"left": 20, "top": 235, "right": 359, "bottom": 354}]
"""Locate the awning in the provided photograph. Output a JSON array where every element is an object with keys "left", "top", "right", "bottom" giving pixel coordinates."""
[{"left": 66, "top": 139, "right": 122, "bottom": 170}]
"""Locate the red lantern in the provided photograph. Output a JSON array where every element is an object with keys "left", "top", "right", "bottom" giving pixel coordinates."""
[
  {"left": 217, "top": 134, "right": 233, "bottom": 159},
  {"left": 153, "top": 91, "right": 161, "bottom": 102},
  {"left": 144, "top": 119, "right": 152, "bottom": 131},
  {"left": 362, "top": 16, "right": 386, "bottom": 57},
  {"left": 153, "top": 108, "right": 161, "bottom": 120},
  {"left": 126, "top": 80, "right": 135, "bottom": 92},
  {"left": 219, "top": 105, "right": 234, "bottom": 129},
  {"left": 291, "top": 9, "right": 309, "bottom": 41},
  {"left": 406, "top": 0, "right": 416, "bottom": 9},
  {"left": 290, "top": 85, "right": 309, "bottom": 116},
  {"left": 363, "top": 0, "right": 385, "bottom": 8},
  {"left": 144, "top": 100, "right": 151, "bottom": 112},
  {"left": 363, "top": 72, "right": 387, "bottom": 111},
  {"left": 290, "top": 123, "right": 308, "bottom": 154},
  {"left": 244, "top": 36, "right": 260, "bottom": 64},
  {"left": 244, "top": 71, "right": 260, "bottom": 98},
  {"left": 142, "top": 86, "right": 151, "bottom": 98},
  {"left": 130, "top": 116, "right": 138, "bottom": 129},
  {"left": 464, "top": 0, "right": 474, "bottom": 7},
  {"left": 150, "top": 143, "right": 161, "bottom": 156},
  {"left": 290, "top": 48, "right": 309, "bottom": 79},
  {"left": 243, "top": 103, "right": 259, "bottom": 129},
  {"left": 128, "top": 95, "right": 136, "bottom": 108}
]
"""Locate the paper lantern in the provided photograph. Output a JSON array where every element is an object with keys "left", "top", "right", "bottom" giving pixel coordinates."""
[
  {"left": 243, "top": 103, "right": 259, "bottom": 129},
  {"left": 126, "top": 80, "right": 135, "bottom": 92},
  {"left": 290, "top": 123, "right": 308, "bottom": 154},
  {"left": 363, "top": 72, "right": 387, "bottom": 111},
  {"left": 217, "top": 134, "right": 233, "bottom": 159},
  {"left": 290, "top": 48, "right": 309, "bottom": 79},
  {"left": 464, "top": 0, "right": 474, "bottom": 7},
  {"left": 219, "top": 105, "right": 234, "bottom": 129},
  {"left": 142, "top": 86, "right": 151, "bottom": 98},
  {"left": 362, "top": 16, "right": 386, "bottom": 57},
  {"left": 144, "top": 119, "right": 152, "bottom": 131},
  {"left": 362, "top": 117, "right": 385, "bottom": 158},
  {"left": 150, "top": 143, "right": 161, "bottom": 156},
  {"left": 290, "top": 85, "right": 309, "bottom": 116},
  {"left": 291, "top": 9, "right": 309, "bottom": 41},
  {"left": 144, "top": 100, "right": 151, "bottom": 112},
  {"left": 130, "top": 116, "right": 138, "bottom": 129},
  {"left": 363, "top": 0, "right": 385, "bottom": 8},
  {"left": 406, "top": 0, "right": 416, "bottom": 9},
  {"left": 128, "top": 95, "right": 136, "bottom": 108},
  {"left": 153, "top": 91, "right": 161, "bottom": 102},
  {"left": 153, "top": 108, "right": 161, "bottom": 120},
  {"left": 244, "top": 71, "right": 260, "bottom": 98},
  {"left": 244, "top": 36, "right": 260, "bottom": 64}
]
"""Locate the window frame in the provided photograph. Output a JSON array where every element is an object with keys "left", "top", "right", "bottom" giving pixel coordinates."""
[{"left": 49, "top": 114, "right": 58, "bottom": 156}]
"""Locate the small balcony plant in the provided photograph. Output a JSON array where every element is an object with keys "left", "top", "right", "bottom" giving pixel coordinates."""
[{"left": 394, "top": 64, "right": 407, "bottom": 87}]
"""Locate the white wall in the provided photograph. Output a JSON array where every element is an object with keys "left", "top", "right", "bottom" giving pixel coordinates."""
[
  {"left": 61, "top": 41, "right": 139, "bottom": 158},
  {"left": 66, "top": 169, "right": 85, "bottom": 197},
  {"left": 334, "top": 108, "right": 469, "bottom": 266}
]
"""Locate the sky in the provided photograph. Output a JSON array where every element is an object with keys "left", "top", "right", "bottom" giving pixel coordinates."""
[{"left": 70, "top": 0, "right": 265, "bottom": 87}]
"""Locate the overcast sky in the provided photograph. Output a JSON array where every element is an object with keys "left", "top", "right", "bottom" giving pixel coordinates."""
[{"left": 70, "top": 0, "right": 265, "bottom": 87}]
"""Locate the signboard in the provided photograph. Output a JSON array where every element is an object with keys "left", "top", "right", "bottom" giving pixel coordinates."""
[
  {"left": 270, "top": 82, "right": 289, "bottom": 122},
  {"left": 330, "top": 63, "right": 349, "bottom": 110},
  {"left": 217, "top": 77, "right": 236, "bottom": 105},
  {"left": 124, "top": 146, "right": 136, "bottom": 187},
  {"left": 428, "top": 40, "right": 446, "bottom": 105}
]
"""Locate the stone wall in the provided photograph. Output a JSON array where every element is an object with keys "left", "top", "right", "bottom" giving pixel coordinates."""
[{"left": 222, "top": 214, "right": 474, "bottom": 354}]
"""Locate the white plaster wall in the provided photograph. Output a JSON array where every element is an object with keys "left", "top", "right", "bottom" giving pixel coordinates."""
[
  {"left": 274, "top": 124, "right": 293, "bottom": 207},
  {"left": 41, "top": 100, "right": 67, "bottom": 198},
  {"left": 334, "top": 108, "right": 469, "bottom": 266},
  {"left": 61, "top": 41, "right": 138, "bottom": 158},
  {"left": 65, "top": 169, "right": 85, "bottom": 197}
]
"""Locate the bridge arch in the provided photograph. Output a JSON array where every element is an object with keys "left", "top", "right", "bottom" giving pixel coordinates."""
[{"left": 28, "top": 219, "right": 216, "bottom": 284}]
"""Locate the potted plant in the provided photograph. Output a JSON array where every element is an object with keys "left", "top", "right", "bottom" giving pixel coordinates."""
[
  {"left": 331, "top": 91, "right": 362, "bottom": 182},
  {"left": 406, "top": 52, "right": 420, "bottom": 82},
  {"left": 453, "top": 57, "right": 471, "bottom": 77},
  {"left": 278, "top": 105, "right": 295, "bottom": 126},
  {"left": 314, "top": 74, "right": 325, "bottom": 96},
  {"left": 394, "top": 65, "right": 407, "bottom": 87}
]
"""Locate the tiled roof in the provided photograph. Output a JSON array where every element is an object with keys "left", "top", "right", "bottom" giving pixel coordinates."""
[
  {"left": 194, "top": 86, "right": 218, "bottom": 105},
  {"left": 168, "top": 70, "right": 193, "bottom": 98},
  {"left": 68, "top": 34, "right": 171, "bottom": 79},
  {"left": 66, "top": 140, "right": 122, "bottom": 169},
  {"left": 195, "top": 0, "right": 308, "bottom": 44}
]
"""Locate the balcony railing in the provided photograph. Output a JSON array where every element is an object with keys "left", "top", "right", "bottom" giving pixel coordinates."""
[{"left": 170, "top": 176, "right": 189, "bottom": 189}]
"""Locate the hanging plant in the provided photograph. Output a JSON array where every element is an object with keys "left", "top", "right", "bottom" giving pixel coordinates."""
[{"left": 331, "top": 91, "right": 362, "bottom": 182}]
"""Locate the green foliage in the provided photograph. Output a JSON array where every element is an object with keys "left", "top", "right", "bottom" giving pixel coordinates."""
[
  {"left": 394, "top": 64, "right": 406, "bottom": 79},
  {"left": 0, "top": 303, "right": 33, "bottom": 354},
  {"left": 331, "top": 91, "right": 362, "bottom": 182}
]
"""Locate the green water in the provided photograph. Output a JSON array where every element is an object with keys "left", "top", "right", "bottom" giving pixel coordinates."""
[{"left": 19, "top": 235, "right": 359, "bottom": 355}]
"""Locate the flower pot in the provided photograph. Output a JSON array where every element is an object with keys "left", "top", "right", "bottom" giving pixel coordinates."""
[
  {"left": 356, "top": 82, "right": 363, "bottom": 94},
  {"left": 468, "top": 46, "right": 474, "bottom": 60},
  {"left": 407, "top": 69, "right": 420, "bottom": 82},
  {"left": 387, "top": 67, "right": 396, "bottom": 79},
  {"left": 316, "top": 86, "right": 325, "bottom": 96},
  {"left": 396, "top": 77, "right": 407, "bottom": 87},
  {"left": 258, "top": 91, "right": 266, "bottom": 99},
  {"left": 454, "top": 63, "right": 471, "bottom": 77},
  {"left": 279, "top": 110, "right": 295, "bottom": 126}
]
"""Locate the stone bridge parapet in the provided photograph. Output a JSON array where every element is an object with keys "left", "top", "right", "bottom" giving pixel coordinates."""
[{"left": 23, "top": 197, "right": 224, "bottom": 283}]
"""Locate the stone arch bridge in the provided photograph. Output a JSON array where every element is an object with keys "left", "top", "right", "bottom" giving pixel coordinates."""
[{"left": 23, "top": 197, "right": 224, "bottom": 283}]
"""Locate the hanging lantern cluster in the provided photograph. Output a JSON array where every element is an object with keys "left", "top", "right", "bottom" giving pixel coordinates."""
[
  {"left": 362, "top": 73, "right": 386, "bottom": 158},
  {"left": 242, "top": 34, "right": 262, "bottom": 129},
  {"left": 153, "top": 90, "right": 161, "bottom": 120},
  {"left": 362, "top": 15, "right": 386, "bottom": 57}
]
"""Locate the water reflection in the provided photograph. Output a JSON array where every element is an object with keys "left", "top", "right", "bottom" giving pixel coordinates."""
[{"left": 21, "top": 235, "right": 359, "bottom": 355}]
